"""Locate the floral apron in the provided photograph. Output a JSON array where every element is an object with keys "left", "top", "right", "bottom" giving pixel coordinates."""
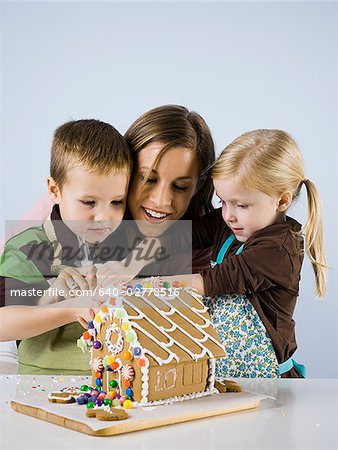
[{"left": 207, "top": 234, "right": 306, "bottom": 378}]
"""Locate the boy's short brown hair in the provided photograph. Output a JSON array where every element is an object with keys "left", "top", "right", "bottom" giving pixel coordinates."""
[{"left": 50, "top": 119, "right": 132, "bottom": 188}]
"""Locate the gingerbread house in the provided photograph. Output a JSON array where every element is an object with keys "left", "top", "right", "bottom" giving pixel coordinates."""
[{"left": 77, "top": 282, "right": 225, "bottom": 405}]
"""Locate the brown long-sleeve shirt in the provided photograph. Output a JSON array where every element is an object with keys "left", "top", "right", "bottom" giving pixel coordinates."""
[{"left": 192, "top": 208, "right": 304, "bottom": 377}]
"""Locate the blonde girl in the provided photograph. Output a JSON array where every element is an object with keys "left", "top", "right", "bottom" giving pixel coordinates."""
[{"left": 192, "top": 129, "right": 327, "bottom": 378}]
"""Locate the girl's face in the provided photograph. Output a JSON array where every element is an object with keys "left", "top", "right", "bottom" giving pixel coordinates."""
[
  {"left": 213, "top": 177, "right": 284, "bottom": 243},
  {"left": 128, "top": 143, "right": 199, "bottom": 236}
]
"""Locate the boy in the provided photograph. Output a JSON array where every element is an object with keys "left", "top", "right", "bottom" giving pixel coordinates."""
[{"left": 0, "top": 119, "right": 132, "bottom": 374}]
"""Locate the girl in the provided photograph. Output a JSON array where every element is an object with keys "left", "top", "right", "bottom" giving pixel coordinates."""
[{"left": 192, "top": 129, "right": 327, "bottom": 378}]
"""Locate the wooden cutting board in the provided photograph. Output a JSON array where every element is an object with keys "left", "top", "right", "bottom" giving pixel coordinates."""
[{"left": 11, "top": 392, "right": 263, "bottom": 436}]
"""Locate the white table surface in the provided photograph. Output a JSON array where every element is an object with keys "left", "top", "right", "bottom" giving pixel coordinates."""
[{"left": 0, "top": 368, "right": 337, "bottom": 450}]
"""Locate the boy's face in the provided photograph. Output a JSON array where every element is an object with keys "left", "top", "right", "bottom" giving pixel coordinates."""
[
  {"left": 48, "top": 165, "right": 129, "bottom": 244},
  {"left": 213, "top": 177, "right": 284, "bottom": 243}
]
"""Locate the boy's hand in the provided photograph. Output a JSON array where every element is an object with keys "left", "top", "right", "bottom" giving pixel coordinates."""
[
  {"left": 96, "top": 260, "right": 134, "bottom": 288},
  {"left": 50, "top": 265, "right": 97, "bottom": 299}
]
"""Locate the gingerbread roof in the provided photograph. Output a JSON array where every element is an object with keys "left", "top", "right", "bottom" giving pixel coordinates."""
[{"left": 97, "top": 288, "right": 225, "bottom": 367}]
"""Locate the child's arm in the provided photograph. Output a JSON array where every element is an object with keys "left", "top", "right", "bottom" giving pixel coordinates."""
[
  {"left": 0, "top": 297, "right": 98, "bottom": 341},
  {"left": 199, "top": 238, "right": 296, "bottom": 298}
]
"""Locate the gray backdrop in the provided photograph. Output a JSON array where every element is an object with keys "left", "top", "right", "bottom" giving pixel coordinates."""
[{"left": 1, "top": 1, "right": 337, "bottom": 377}]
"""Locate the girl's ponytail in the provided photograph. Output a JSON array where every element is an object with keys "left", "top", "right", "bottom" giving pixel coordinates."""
[{"left": 302, "top": 179, "right": 327, "bottom": 297}]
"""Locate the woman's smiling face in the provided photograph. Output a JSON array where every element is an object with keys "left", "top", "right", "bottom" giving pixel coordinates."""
[{"left": 127, "top": 143, "right": 199, "bottom": 236}]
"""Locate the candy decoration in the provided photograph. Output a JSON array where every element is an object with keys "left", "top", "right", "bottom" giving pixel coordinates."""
[
  {"left": 87, "top": 320, "right": 94, "bottom": 329},
  {"left": 110, "top": 298, "right": 116, "bottom": 306},
  {"left": 95, "top": 378, "right": 101, "bottom": 388},
  {"left": 126, "top": 330, "right": 136, "bottom": 343},
  {"left": 95, "top": 398, "right": 103, "bottom": 407},
  {"left": 91, "top": 357, "right": 103, "bottom": 372},
  {"left": 137, "top": 358, "right": 146, "bottom": 367},
  {"left": 122, "top": 364, "right": 135, "bottom": 381},
  {"left": 115, "top": 309, "right": 126, "bottom": 320},
  {"left": 109, "top": 379, "right": 118, "bottom": 388},
  {"left": 107, "top": 356, "right": 116, "bottom": 365},
  {"left": 93, "top": 340, "right": 102, "bottom": 350},
  {"left": 122, "top": 321, "right": 131, "bottom": 331},
  {"left": 104, "top": 398, "right": 112, "bottom": 406},
  {"left": 87, "top": 401, "right": 94, "bottom": 409},
  {"left": 90, "top": 389, "right": 99, "bottom": 396},
  {"left": 143, "top": 282, "right": 152, "bottom": 289},
  {"left": 112, "top": 399, "right": 120, "bottom": 407},
  {"left": 123, "top": 399, "right": 133, "bottom": 409},
  {"left": 110, "top": 362, "right": 120, "bottom": 371},
  {"left": 163, "top": 281, "right": 171, "bottom": 289},
  {"left": 94, "top": 314, "right": 102, "bottom": 323},
  {"left": 134, "top": 284, "right": 143, "bottom": 291},
  {"left": 82, "top": 331, "right": 91, "bottom": 341},
  {"left": 126, "top": 284, "right": 133, "bottom": 292},
  {"left": 133, "top": 347, "right": 142, "bottom": 357},
  {"left": 105, "top": 365, "right": 112, "bottom": 372},
  {"left": 125, "top": 387, "right": 133, "bottom": 397},
  {"left": 119, "top": 395, "right": 127, "bottom": 404},
  {"left": 123, "top": 351, "right": 132, "bottom": 361},
  {"left": 76, "top": 395, "right": 88, "bottom": 405},
  {"left": 100, "top": 306, "right": 108, "bottom": 313},
  {"left": 125, "top": 380, "right": 131, "bottom": 388},
  {"left": 108, "top": 389, "right": 117, "bottom": 397},
  {"left": 95, "top": 371, "right": 101, "bottom": 379},
  {"left": 80, "top": 384, "right": 90, "bottom": 392},
  {"left": 181, "top": 280, "right": 189, "bottom": 288},
  {"left": 172, "top": 281, "right": 181, "bottom": 288}
]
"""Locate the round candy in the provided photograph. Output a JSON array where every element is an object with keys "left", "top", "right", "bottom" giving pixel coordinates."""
[
  {"left": 125, "top": 387, "right": 133, "bottom": 397},
  {"left": 107, "top": 356, "right": 116, "bottom": 365},
  {"left": 163, "top": 281, "right": 171, "bottom": 289},
  {"left": 123, "top": 351, "right": 132, "bottom": 361},
  {"left": 110, "top": 362, "right": 120, "bottom": 371},
  {"left": 100, "top": 306, "right": 108, "bottom": 313},
  {"left": 119, "top": 395, "right": 127, "bottom": 404},
  {"left": 133, "top": 347, "right": 142, "bottom": 357},
  {"left": 87, "top": 320, "right": 94, "bottom": 329},
  {"left": 94, "top": 314, "right": 102, "bottom": 323},
  {"left": 109, "top": 379, "right": 118, "bottom": 388},
  {"left": 137, "top": 358, "right": 146, "bottom": 367},
  {"left": 105, "top": 365, "right": 112, "bottom": 372},
  {"left": 93, "top": 340, "right": 102, "bottom": 350},
  {"left": 86, "top": 401, "right": 94, "bottom": 409},
  {"left": 181, "top": 280, "right": 189, "bottom": 288},
  {"left": 98, "top": 392, "right": 106, "bottom": 399},
  {"left": 95, "top": 398, "right": 103, "bottom": 407},
  {"left": 143, "top": 282, "right": 152, "bottom": 289},
  {"left": 112, "top": 399, "right": 120, "bottom": 407},
  {"left": 125, "top": 380, "right": 131, "bottom": 388},
  {"left": 110, "top": 298, "right": 116, "bottom": 306},
  {"left": 126, "top": 331, "right": 136, "bottom": 343},
  {"left": 76, "top": 396, "right": 87, "bottom": 405},
  {"left": 90, "top": 389, "right": 99, "bottom": 396},
  {"left": 122, "top": 321, "right": 131, "bottom": 331},
  {"left": 95, "top": 378, "right": 102, "bottom": 388},
  {"left": 82, "top": 331, "right": 91, "bottom": 341},
  {"left": 123, "top": 399, "right": 133, "bottom": 409},
  {"left": 95, "top": 371, "right": 101, "bottom": 379},
  {"left": 122, "top": 364, "right": 135, "bottom": 381},
  {"left": 172, "top": 281, "right": 181, "bottom": 288},
  {"left": 115, "top": 309, "right": 125, "bottom": 319},
  {"left": 103, "top": 398, "right": 112, "bottom": 406},
  {"left": 134, "top": 284, "right": 143, "bottom": 291},
  {"left": 80, "top": 384, "right": 90, "bottom": 392},
  {"left": 108, "top": 389, "right": 117, "bottom": 397}
]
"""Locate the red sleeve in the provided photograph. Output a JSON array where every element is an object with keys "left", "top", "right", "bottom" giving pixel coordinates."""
[{"left": 201, "top": 238, "right": 296, "bottom": 297}]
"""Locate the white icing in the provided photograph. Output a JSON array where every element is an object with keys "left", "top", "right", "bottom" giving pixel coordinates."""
[
  {"left": 105, "top": 326, "right": 124, "bottom": 355},
  {"left": 155, "top": 368, "right": 177, "bottom": 392}
]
